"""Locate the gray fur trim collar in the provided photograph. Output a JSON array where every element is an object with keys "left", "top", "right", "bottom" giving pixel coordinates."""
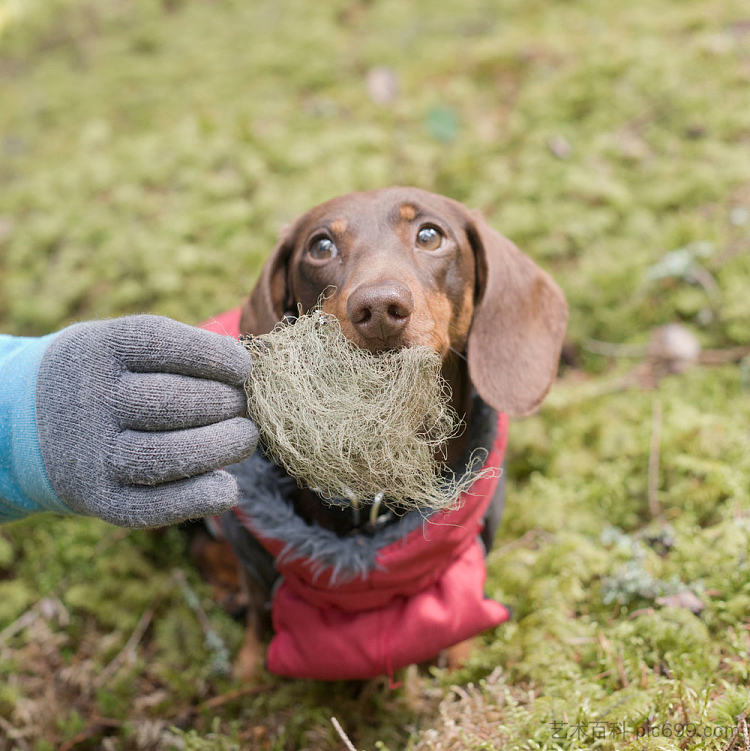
[{"left": 225, "top": 395, "right": 498, "bottom": 584}]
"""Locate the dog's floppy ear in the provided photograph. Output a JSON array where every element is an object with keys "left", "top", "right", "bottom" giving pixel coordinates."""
[
  {"left": 239, "top": 232, "right": 295, "bottom": 335},
  {"left": 466, "top": 210, "right": 568, "bottom": 417}
]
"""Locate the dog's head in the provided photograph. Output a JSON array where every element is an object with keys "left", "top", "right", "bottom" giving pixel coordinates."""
[{"left": 240, "top": 187, "right": 567, "bottom": 416}]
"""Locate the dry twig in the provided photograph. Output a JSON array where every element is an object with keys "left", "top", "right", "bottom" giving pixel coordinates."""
[
  {"left": 173, "top": 569, "right": 231, "bottom": 675},
  {"left": 488, "top": 528, "right": 553, "bottom": 560},
  {"left": 584, "top": 339, "right": 646, "bottom": 358},
  {"left": 331, "top": 716, "right": 358, "bottom": 751},
  {"left": 0, "top": 607, "right": 41, "bottom": 645},
  {"left": 699, "top": 345, "right": 750, "bottom": 364},
  {"left": 0, "top": 597, "right": 68, "bottom": 646},
  {"left": 58, "top": 717, "right": 122, "bottom": 751},
  {"left": 199, "top": 683, "right": 276, "bottom": 711},
  {"left": 97, "top": 604, "right": 156, "bottom": 686},
  {"left": 648, "top": 398, "right": 662, "bottom": 518},
  {"left": 721, "top": 706, "right": 750, "bottom": 751},
  {"left": 597, "top": 632, "right": 628, "bottom": 688}
]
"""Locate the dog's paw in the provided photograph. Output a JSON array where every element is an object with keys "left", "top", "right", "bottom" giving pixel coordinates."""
[
  {"left": 233, "top": 628, "right": 265, "bottom": 682},
  {"left": 442, "top": 637, "right": 476, "bottom": 670}
]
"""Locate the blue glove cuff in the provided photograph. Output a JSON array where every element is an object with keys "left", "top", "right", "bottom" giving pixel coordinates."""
[{"left": 0, "top": 333, "right": 72, "bottom": 520}]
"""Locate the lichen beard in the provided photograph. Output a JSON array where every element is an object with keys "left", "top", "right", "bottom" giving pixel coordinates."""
[{"left": 242, "top": 309, "right": 487, "bottom": 513}]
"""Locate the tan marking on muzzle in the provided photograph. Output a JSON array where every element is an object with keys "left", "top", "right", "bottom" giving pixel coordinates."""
[{"left": 319, "top": 261, "right": 455, "bottom": 355}]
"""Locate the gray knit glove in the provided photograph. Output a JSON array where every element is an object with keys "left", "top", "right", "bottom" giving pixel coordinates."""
[{"left": 35, "top": 315, "right": 258, "bottom": 528}]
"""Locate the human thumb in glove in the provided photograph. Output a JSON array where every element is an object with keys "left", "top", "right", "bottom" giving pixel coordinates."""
[{"left": 0, "top": 315, "right": 258, "bottom": 527}]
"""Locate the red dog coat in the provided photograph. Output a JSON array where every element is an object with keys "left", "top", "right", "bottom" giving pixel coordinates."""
[{"left": 202, "top": 308, "right": 510, "bottom": 680}]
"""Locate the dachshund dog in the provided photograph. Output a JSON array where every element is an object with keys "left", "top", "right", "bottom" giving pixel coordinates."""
[{"left": 195, "top": 187, "right": 567, "bottom": 681}]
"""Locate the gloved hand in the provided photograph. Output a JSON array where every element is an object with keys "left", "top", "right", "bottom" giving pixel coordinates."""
[{"left": 35, "top": 315, "right": 258, "bottom": 527}]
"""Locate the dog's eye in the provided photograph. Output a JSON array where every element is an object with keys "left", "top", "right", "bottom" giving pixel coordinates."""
[
  {"left": 308, "top": 236, "right": 338, "bottom": 260},
  {"left": 416, "top": 225, "right": 443, "bottom": 251}
]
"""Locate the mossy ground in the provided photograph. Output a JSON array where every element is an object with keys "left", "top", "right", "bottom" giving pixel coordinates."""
[{"left": 1, "top": 0, "right": 750, "bottom": 748}]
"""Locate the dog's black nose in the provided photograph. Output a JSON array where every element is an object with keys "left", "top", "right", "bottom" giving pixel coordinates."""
[{"left": 347, "top": 281, "right": 414, "bottom": 343}]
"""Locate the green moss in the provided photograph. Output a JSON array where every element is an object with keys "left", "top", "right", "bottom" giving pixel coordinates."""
[
  {"left": 0, "top": 682, "right": 21, "bottom": 716},
  {"left": 0, "top": 535, "right": 14, "bottom": 568},
  {"left": 0, "top": 579, "right": 33, "bottom": 624},
  {"left": 55, "top": 709, "right": 86, "bottom": 739},
  {"left": 2, "top": 0, "right": 750, "bottom": 747},
  {"left": 95, "top": 669, "right": 141, "bottom": 720}
]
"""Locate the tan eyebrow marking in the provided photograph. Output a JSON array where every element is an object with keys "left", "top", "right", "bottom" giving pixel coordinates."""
[
  {"left": 399, "top": 204, "right": 417, "bottom": 221},
  {"left": 330, "top": 219, "right": 348, "bottom": 235}
]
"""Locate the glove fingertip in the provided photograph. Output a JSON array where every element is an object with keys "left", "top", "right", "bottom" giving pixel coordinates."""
[
  {"left": 178, "top": 470, "right": 240, "bottom": 519},
  {"left": 216, "top": 337, "right": 254, "bottom": 384}
]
